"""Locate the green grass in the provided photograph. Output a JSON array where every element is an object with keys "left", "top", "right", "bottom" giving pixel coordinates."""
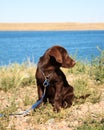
[
  {"left": 77, "top": 118, "right": 104, "bottom": 130},
  {"left": 0, "top": 63, "right": 36, "bottom": 92},
  {"left": 89, "top": 47, "right": 104, "bottom": 84}
]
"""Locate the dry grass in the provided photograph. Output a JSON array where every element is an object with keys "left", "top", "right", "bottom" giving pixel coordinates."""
[{"left": 0, "top": 22, "right": 104, "bottom": 31}]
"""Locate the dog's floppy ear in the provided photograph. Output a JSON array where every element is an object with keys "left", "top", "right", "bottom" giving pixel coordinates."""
[{"left": 48, "top": 48, "right": 62, "bottom": 64}]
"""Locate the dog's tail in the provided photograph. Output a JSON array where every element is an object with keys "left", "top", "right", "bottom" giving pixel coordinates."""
[
  {"left": 74, "top": 94, "right": 91, "bottom": 102},
  {"left": 75, "top": 94, "right": 91, "bottom": 99}
]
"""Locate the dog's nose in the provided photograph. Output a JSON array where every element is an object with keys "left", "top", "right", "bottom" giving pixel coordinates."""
[{"left": 72, "top": 61, "right": 76, "bottom": 66}]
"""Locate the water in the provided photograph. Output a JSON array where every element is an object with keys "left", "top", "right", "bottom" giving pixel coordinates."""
[{"left": 0, "top": 31, "right": 104, "bottom": 66}]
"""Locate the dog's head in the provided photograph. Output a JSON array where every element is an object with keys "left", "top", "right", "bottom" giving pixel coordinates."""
[{"left": 48, "top": 45, "right": 76, "bottom": 68}]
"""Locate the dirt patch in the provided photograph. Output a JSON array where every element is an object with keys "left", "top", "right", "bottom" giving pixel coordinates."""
[{"left": 0, "top": 85, "right": 104, "bottom": 130}]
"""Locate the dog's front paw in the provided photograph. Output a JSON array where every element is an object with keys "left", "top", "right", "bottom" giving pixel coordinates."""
[{"left": 53, "top": 105, "right": 61, "bottom": 112}]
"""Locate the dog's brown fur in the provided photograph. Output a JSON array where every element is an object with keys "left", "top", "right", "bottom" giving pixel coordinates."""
[{"left": 35, "top": 45, "right": 76, "bottom": 112}]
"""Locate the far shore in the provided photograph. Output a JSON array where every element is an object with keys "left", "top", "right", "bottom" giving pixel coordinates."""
[{"left": 0, "top": 23, "right": 104, "bottom": 31}]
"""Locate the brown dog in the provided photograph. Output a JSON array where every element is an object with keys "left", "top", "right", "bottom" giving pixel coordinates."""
[{"left": 35, "top": 45, "right": 76, "bottom": 112}]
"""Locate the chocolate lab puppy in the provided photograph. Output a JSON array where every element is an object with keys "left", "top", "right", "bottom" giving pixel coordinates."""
[{"left": 35, "top": 45, "right": 76, "bottom": 112}]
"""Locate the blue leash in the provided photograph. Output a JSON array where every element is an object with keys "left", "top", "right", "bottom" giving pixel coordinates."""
[
  {"left": 0, "top": 92, "right": 45, "bottom": 117},
  {"left": 0, "top": 79, "right": 49, "bottom": 117}
]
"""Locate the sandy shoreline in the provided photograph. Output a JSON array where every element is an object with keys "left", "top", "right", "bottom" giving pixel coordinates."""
[{"left": 0, "top": 23, "right": 104, "bottom": 31}]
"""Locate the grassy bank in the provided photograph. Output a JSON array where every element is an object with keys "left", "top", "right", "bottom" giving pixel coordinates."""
[{"left": 0, "top": 50, "right": 104, "bottom": 130}]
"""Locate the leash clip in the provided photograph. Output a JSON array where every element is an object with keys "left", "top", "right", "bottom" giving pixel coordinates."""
[{"left": 43, "top": 78, "right": 50, "bottom": 87}]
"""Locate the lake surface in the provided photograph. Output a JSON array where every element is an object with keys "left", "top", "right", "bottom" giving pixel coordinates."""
[{"left": 0, "top": 31, "right": 104, "bottom": 66}]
